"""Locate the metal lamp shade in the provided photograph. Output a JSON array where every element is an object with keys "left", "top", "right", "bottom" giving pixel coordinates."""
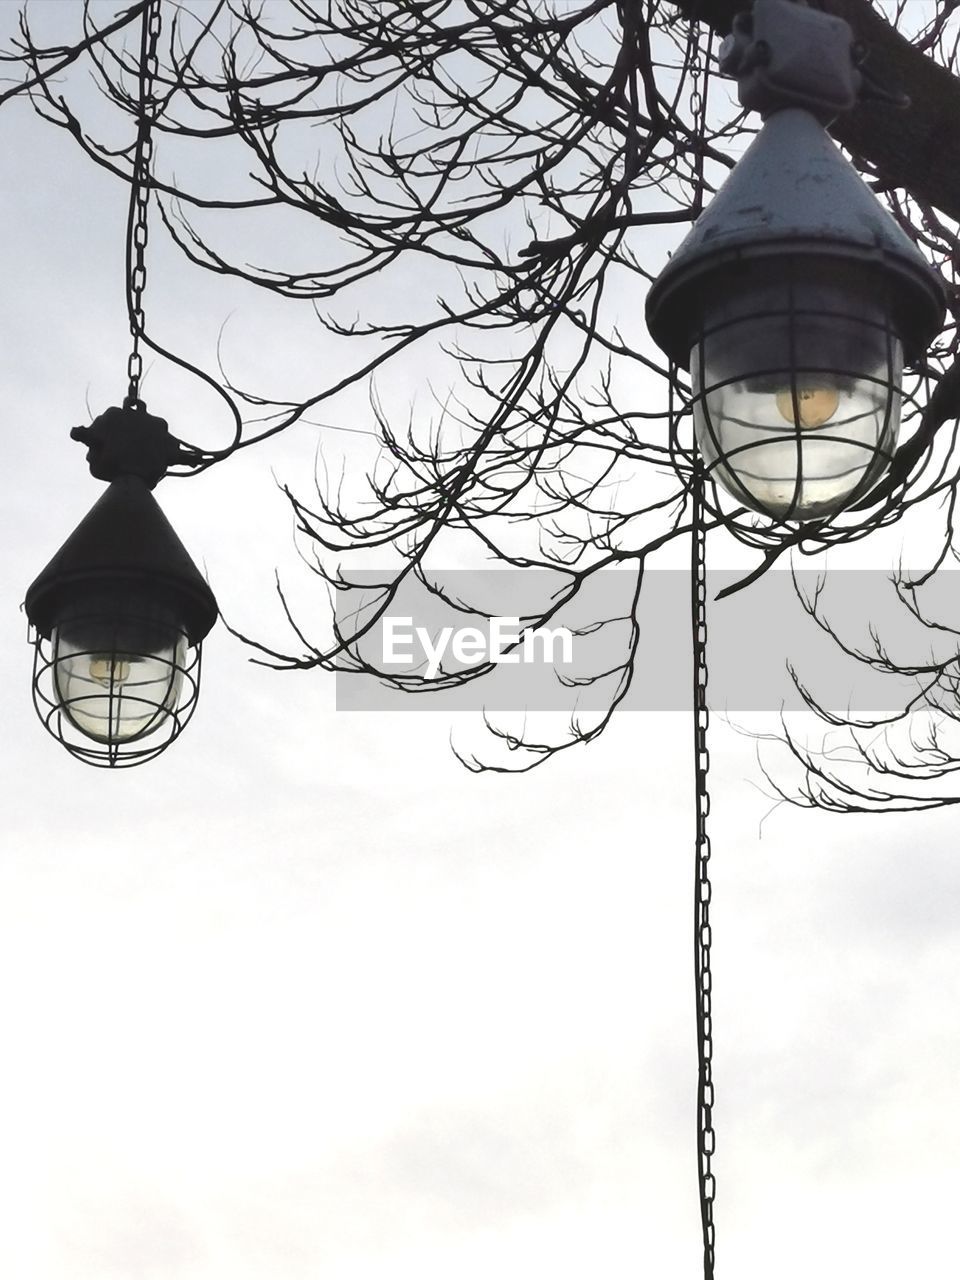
[
  {"left": 691, "top": 256, "right": 902, "bottom": 518},
  {"left": 25, "top": 477, "right": 217, "bottom": 767}
]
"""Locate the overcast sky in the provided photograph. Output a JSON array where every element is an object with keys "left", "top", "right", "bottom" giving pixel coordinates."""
[{"left": 0, "top": 3, "right": 958, "bottom": 1278}]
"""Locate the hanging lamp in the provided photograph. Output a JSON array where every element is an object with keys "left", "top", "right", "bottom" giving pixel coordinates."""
[
  {"left": 26, "top": 406, "right": 217, "bottom": 766},
  {"left": 645, "top": 0, "right": 946, "bottom": 521},
  {"left": 647, "top": 6, "right": 948, "bottom": 1277},
  {"left": 23, "top": 0, "right": 217, "bottom": 766}
]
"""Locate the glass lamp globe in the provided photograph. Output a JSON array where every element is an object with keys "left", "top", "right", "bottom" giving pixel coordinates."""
[
  {"left": 690, "top": 258, "right": 902, "bottom": 520},
  {"left": 50, "top": 593, "right": 188, "bottom": 744}
]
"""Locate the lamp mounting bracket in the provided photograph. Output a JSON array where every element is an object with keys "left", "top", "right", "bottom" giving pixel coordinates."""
[
  {"left": 719, "top": 0, "right": 903, "bottom": 121},
  {"left": 70, "top": 403, "right": 183, "bottom": 488}
]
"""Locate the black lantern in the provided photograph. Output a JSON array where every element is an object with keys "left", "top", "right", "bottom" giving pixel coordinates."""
[
  {"left": 645, "top": 0, "right": 947, "bottom": 521},
  {"left": 25, "top": 405, "right": 217, "bottom": 767}
]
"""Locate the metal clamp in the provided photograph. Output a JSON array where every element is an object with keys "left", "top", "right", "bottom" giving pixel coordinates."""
[
  {"left": 719, "top": 0, "right": 861, "bottom": 121},
  {"left": 70, "top": 404, "right": 183, "bottom": 488}
]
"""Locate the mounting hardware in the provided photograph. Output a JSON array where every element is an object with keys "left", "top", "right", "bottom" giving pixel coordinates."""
[
  {"left": 719, "top": 0, "right": 861, "bottom": 121},
  {"left": 69, "top": 403, "right": 183, "bottom": 488}
]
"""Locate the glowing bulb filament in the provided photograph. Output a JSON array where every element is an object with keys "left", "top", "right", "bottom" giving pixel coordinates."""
[
  {"left": 88, "top": 656, "right": 132, "bottom": 687},
  {"left": 775, "top": 386, "right": 840, "bottom": 430}
]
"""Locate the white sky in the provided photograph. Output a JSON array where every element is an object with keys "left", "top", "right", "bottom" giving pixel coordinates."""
[{"left": 0, "top": 3, "right": 958, "bottom": 1278}]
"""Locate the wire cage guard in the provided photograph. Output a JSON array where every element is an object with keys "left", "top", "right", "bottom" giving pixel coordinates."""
[
  {"left": 690, "top": 254, "right": 903, "bottom": 522},
  {"left": 30, "top": 609, "right": 202, "bottom": 768}
]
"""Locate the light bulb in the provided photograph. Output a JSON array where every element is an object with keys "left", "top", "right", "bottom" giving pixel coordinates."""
[
  {"left": 88, "top": 655, "right": 132, "bottom": 687},
  {"left": 774, "top": 386, "right": 840, "bottom": 429}
]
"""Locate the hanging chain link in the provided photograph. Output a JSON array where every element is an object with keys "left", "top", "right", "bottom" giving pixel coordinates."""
[
  {"left": 688, "top": 37, "right": 703, "bottom": 156},
  {"left": 687, "top": 9, "right": 712, "bottom": 215},
  {"left": 126, "top": 0, "right": 162, "bottom": 408},
  {"left": 691, "top": 451, "right": 716, "bottom": 1280}
]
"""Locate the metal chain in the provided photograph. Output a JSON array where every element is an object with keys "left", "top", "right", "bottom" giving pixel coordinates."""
[
  {"left": 691, "top": 451, "right": 716, "bottom": 1280},
  {"left": 684, "top": 20, "right": 717, "bottom": 1276},
  {"left": 687, "top": 8, "right": 713, "bottom": 214},
  {"left": 688, "top": 36, "right": 703, "bottom": 149},
  {"left": 125, "top": 0, "right": 162, "bottom": 408}
]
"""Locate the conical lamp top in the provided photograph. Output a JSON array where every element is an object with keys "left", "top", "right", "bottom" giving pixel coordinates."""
[
  {"left": 25, "top": 476, "right": 217, "bottom": 643},
  {"left": 646, "top": 108, "right": 946, "bottom": 367}
]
